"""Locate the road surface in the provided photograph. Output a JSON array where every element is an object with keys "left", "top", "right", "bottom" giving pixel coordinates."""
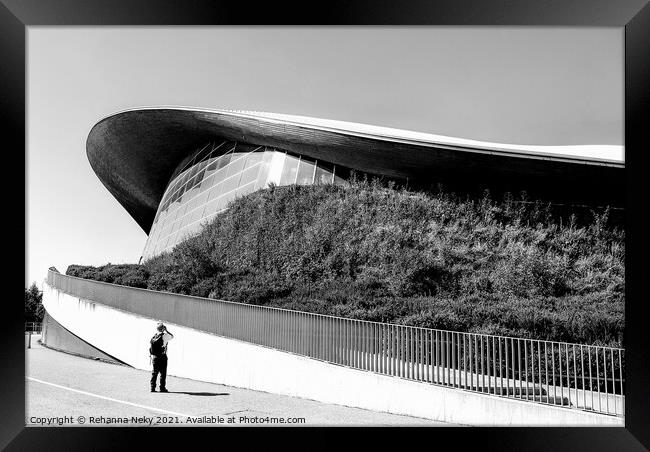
[{"left": 26, "top": 335, "right": 448, "bottom": 426}]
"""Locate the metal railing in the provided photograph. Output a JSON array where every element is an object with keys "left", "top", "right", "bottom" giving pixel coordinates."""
[
  {"left": 47, "top": 270, "right": 624, "bottom": 416},
  {"left": 25, "top": 322, "right": 42, "bottom": 333}
]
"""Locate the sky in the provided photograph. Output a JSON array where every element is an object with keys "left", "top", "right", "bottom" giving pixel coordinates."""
[{"left": 26, "top": 27, "right": 623, "bottom": 286}]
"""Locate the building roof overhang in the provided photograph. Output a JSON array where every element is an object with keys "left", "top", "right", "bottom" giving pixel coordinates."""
[{"left": 86, "top": 107, "right": 625, "bottom": 234}]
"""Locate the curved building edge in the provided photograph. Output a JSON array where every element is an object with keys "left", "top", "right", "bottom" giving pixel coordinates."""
[{"left": 86, "top": 107, "right": 626, "bottom": 250}]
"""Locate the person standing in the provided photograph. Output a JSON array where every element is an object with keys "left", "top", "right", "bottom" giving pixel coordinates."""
[{"left": 149, "top": 322, "right": 174, "bottom": 392}]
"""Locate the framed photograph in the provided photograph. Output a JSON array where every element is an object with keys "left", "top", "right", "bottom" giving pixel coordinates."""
[{"left": 4, "top": 0, "right": 649, "bottom": 448}]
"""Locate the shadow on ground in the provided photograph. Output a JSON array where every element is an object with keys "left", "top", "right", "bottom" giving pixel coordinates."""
[{"left": 163, "top": 391, "right": 230, "bottom": 396}]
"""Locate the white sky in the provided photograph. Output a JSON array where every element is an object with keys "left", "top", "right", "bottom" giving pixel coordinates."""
[{"left": 26, "top": 27, "right": 623, "bottom": 286}]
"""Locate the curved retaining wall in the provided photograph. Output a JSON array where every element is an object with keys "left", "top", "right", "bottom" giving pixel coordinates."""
[
  {"left": 41, "top": 311, "right": 123, "bottom": 364},
  {"left": 42, "top": 282, "right": 623, "bottom": 426}
]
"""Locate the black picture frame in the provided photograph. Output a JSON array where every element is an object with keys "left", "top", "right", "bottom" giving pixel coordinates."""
[{"left": 3, "top": 0, "right": 648, "bottom": 449}]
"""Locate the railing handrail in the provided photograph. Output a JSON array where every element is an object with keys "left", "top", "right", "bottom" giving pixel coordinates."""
[{"left": 49, "top": 270, "right": 623, "bottom": 353}]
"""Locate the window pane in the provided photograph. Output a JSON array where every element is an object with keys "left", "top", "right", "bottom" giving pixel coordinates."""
[
  {"left": 215, "top": 153, "right": 232, "bottom": 171},
  {"left": 206, "top": 157, "right": 219, "bottom": 173},
  {"left": 255, "top": 150, "right": 274, "bottom": 189},
  {"left": 226, "top": 153, "right": 247, "bottom": 178},
  {"left": 237, "top": 182, "right": 256, "bottom": 197},
  {"left": 280, "top": 153, "right": 300, "bottom": 185},
  {"left": 333, "top": 165, "right": 351, "bottom": 186},
  {"left": 315, "top": 160, "right": 335, "bottom": 184},
  {"left": 239, "top": 165, "right": 260, "bottom": 187},
  {"left": 202, "top": 198, "right": 220, "bottom": 217},
  {"left": 207, "top": 182, "right": 223, "bottom": 201},
  {"left": 221, "top": 174, "right": 240, "bottom": 195},
  {"left": 296, "top": 157, "right": 316, "bottom": 185},
  {"left": 245, "top": 151, "right": 264, "bottom": 168}
]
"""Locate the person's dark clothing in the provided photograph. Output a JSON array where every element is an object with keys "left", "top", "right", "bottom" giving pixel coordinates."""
[{"left": 150, "top": 354, "right": 168, "bottom": 391}]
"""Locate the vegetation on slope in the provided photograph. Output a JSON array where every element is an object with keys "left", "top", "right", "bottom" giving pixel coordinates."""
[{"left": 67, "top": 179, "right": 624, "bottom": 347}]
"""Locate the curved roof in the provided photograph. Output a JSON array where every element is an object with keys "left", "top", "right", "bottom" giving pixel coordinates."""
[{"left": 87, "top": 107, "right": 625, "bottom": 233}]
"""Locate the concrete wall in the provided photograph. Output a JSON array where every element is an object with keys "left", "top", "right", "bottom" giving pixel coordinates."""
[
  {"left": 41, "top": 311, "right": 123, "bottom": 364},
  {"left": 42, "top": 282, "right": 623, "bottom": 426}
]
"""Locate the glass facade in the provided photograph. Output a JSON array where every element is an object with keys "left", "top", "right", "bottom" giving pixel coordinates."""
[{"left": 142, "top": 140, "right": 351, "bottom": 259}]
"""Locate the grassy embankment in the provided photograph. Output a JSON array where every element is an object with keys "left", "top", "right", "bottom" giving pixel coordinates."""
[{"left": 68, "top": 179, "right": 624, "bottom": 347}]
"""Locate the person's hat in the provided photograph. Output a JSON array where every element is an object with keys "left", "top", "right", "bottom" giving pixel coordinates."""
[{"left": 156, "top": 322, "right": 165, "bottom": 331}]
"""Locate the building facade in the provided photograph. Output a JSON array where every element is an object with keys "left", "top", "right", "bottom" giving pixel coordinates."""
[{"left": 86, "top": 107, "right": 625, "bottom": 260}]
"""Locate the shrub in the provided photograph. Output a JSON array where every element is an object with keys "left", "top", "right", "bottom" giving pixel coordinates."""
[{"left": 67, "top": 180, "right": 624, "bottom": 346}]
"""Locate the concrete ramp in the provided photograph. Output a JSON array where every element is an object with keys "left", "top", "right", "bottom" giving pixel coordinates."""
[{"left": 42, "top": 281, "right": 622, "bottom": 426}]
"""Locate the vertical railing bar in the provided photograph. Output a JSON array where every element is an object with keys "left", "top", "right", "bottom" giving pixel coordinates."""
[
  {"left": 402, "top": 325, "right": 404, "bottom": 378},
  {"left": 382, "top": 324, "right": 386, "bottom": 375},
  {"left": 411, "top": 326, "right": 415, "bottom": 380},
  {"left": 415, "top": 327, "right": 419, "bottom": 381},
  {"left": 573, "top": 344, "right": 578, "bottom": 408},
  {"left": 559, "top": 343, "right": 564, "bottom": 406},
  {"left": 363, "top": 321, "right": 367, "bottom": 370},
  {"left": 395, "top": 325, "right": 399, "bottom": 377},
  {"left": 465, "top": 334, "right": 466, "bottom": 391},
  {"left": 596, "top": 346, "right": 601, "bottom": 413},
  {"left": 406, "top": 326, "right": 415, "bottom": 380},
  {"left": 397, "top": 324, "right": 400, "bottom": 377},
  {"left": 376, "top": 323, "right": 380, "bottom": 374},
  {"left": 399, "top": 325, "right": 406, "bottom": 378},
  {"left": 385, "top": 325, "right": 390, "bottom": 375},
  {"left": 580, "top": 345, "right": 586, "bottom": 409},
  {"left": 376, "top": 322, "right": 380, "bottom": 373},
  {"left": 356, "top": 320, "right": 360, "bottom": 369},
  {"left": 604, "top": 348, "right": 609, "bottom": 414},
  {"left": 355, "top": 319, "right": 360, "bottom": 369},
  {"left": 384, "top": 324, "right": 388, "bottom": 375},
  {"left": 425, "top": 327, "right": 429, "bottom": 383},
  {"left": 537, "top": 341, "right": 542, "bottom": 404},
  {"left": 445, "top": 331, "right": 451, "bottom": 386},
  {"left": 332, "top": 317, "right": 336, "bottom": 365},
  {"left": 403, "top": 326, "right": 407, "bottom": 379},
  {"left": 350, "top": 318, "right": 354, "bottom": 368},
  {"left": 492, "top": 337, "right": 496, "bottom": 395},
  {"left": 544, "top": 342, "right": 549, "bottom": 404},
  {"left": 370, "top": 322, "right": 373, "bottom": 371},
  {"left": 477, "top": 335, "right": 485, "bottom": 392},
  {"left": 474, "top": 334, "right": 478, "bottom": 391},
  {"left": 409, "top": 327, "right": 413, "bottom": 380},
  {"left": 610, "top": 347, "right": 615, "bottom": 415},
  {"left": 355, "top": 320, "right": 360, "bottom": 370},
  {"left": 392, "top": 324, "right": 396, "bottom": 377},
  {"left": 418, "top": 327, "right": 422, "bottom": 382},
  {"left": 619, "top": 350, "right": 624, "bottom": 416},
  {"left": 350, "top": 319, "right": 358, "bottom": 369},
  {"left": 524, "top": 340, "right": 528, "bottom": 400},
  {"left": 369, "top": 321, "right": 373, "bottom": 372},
  {"left": 441, "top": 331, "right": 445, "bottom": 385},
  {"left": 456, "top": 332, "right": 461, "bottom": 389},
  {"left": 423, "top": 328, "right": 427, "bottom": 382},
  {"left": 349, "top": 319, "right": 353, "bottom": 368},
  {"left": 445, "top": 330, "right": 448, "bottom": 386},
  {"left": 588, "top": 346, "right": 593, "bottom": 411},
  {"left": 499, "top": 338, "right": 503, "bottom": 397},
  {"left": 297, "top": 311, "right": 301, "bottom": 356},
  {"left": 564, "top": 344, "right": 571, "bottom": 406},
  {"left": 462, "top": 333, "right": 466, "bottom": 389},
  {"left": 517, "top": 339, "right": 521, "bottom": 400},
  {"left": 433, "top": 330, "right": 440, "bottom": 384},
  {"left": 511, "top": 338, "right": 516, "bottom": 398},
  {"left": 529, "top": 341, "right": 534, "bottom": 401},
  {"left": 452, "top": 332, "right": 456, "bottom": 388},
  {"left": 505, "top": 338, "right": 510, "bottom": 398}
]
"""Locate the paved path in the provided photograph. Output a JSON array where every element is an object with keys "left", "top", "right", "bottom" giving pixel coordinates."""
[{"left": 26, "top": 337, "right": 448, "bottom": 426}]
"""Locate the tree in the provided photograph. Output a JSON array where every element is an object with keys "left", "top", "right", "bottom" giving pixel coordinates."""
[{"left": 25, "top": 282, "right": 44, "bottom": 323}]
